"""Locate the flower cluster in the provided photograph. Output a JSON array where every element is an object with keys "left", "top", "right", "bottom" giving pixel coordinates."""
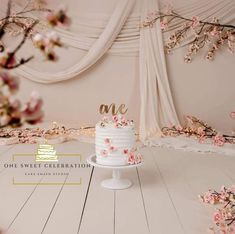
[
  {"left": 124, "top": 149, "right": 142, "bottom": 165},
  {"left": 0, "top": 1, "right": 71, "bottom": 69},
  {"left": 99, "top": 115, "right": 134, "bottom": 128},
  {"left": 46, "top": 5, "right": 71, "bottom": 27},
  {"left": 199, "top": 186, "right": 235, "bottom": 233},
  {"left": 100, "top": 138, "right": 117, "bottom": 156},
  {"left": 141, "top": 10, "right": 235, "bottom": 62},
  {"left": 0, "top": 122, "right": 95, "bottom": 144},
  {"left": 161, "top": 115, "right": 235, "bottom": 147},
  {"left": 100, "top": 138, "right": 142, "bottom": 164},
  {"left": 0, "top": 72, "right": 43, "bottom": 128},
  {"left": 33, "top": 31, "right": 62, "bottom": 61}
]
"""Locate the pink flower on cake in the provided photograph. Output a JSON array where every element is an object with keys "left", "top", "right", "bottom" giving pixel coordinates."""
[
  {"left": 128, "top": 152, "right": 135, "bottom": 165},
  {"left": 213, "top": 134, "right": 225, "bottom": 147},
  {"left": 100, "top": 150, "right": 108, "bottom": 157},
  {"left": 109, "top": 146, "right": 116, "bottom": 152},
  {"left": 104, "top": 138, "right": 110, "bottom": 145},
  {"left": 123, "top": 149, "right": 128, "bottom": 154},
  {"left": 112, "top": 115, "right": 118, "bottom": 122}
]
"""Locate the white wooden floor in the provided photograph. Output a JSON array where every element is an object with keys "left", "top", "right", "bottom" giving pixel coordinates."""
[{"left": 0, "top": 141, "right": 235, "bottom": 234}]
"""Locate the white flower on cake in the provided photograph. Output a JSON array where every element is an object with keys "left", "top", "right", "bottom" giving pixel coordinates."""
[
  {"left": 96, "top": 115, "right": 142, "bottom": 166},
  {"left": 99, "top": 114, "right": 134, "bottom": 128}
]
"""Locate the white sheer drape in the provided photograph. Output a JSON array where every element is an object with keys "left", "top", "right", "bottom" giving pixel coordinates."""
[
  {"left": 139, "top": 0, "right": 179, "bottom": 141},
  {"left": 13, "top": 0, "right": 136, "bottom": 83},
  {"left": 10, "top": 0, "right": 235, "bottom": 84}
]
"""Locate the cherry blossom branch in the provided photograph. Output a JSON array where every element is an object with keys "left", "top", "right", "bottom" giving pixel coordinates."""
[
  {"left": 142, "top": 10, "right": 235, "bottom": 62},
  {"left": 199, "top": 186, "right": 235, "bottom": 233},
  {"left": 0, "top": 1, "right": 71, "bottom": 129},
  {"left": 162, "top": 115, "right": 235, "bottom": 146}
]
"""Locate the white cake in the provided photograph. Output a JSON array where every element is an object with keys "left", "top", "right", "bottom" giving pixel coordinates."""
[{"left": 95, "top": 115, "right": 142, "bottom": 166}]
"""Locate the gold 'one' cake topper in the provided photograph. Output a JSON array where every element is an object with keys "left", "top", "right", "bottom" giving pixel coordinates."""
[
  {"left": 99, "top": 103, "right": 128, "bottom": 115},
  {"left": 35, "top": 140, "right": 58, "bottom": 162}
]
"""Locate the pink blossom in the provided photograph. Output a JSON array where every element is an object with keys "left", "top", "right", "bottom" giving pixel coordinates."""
[
  {"left": 210, "top": 27, "right": 220, "bottom": 36},
  {"left": 123, "top": 149, "right": 128, "bottom": 154},
  {"left": 0, "top": 72, "right": 19, "bottom": 93},
  {"left": 46, "top": 5, "right": 71, "bottom": 27},
  {"left": 230, "top": 112, "right": 235, "bottom": 119},
  {"left": 213, "top": 210, "right": 223, "bottom": 224},
  {"left": 213, "top": 134, "right": 225, "bottom": 147},
  {"left": 104, "top": 138, "right": 110, "bottom": 144},
  {"left": 191, "top": 16, "right": 200, "bottom": 29},
  {"left": 201, "top": 190, "right": 220, "bottom": 204},
  {"left": 112, "top": 115, "right": 118, "bottom": 122},
  {"left": 176, "top": 126, "right": 183, "bottom": 131},
  {"left": 109, "top": 146, "right": 115, "bottom": 152},
  {"left": 160, "top": 21, "right": 168, "bottom": 30},
  {"left": 128, "top": 152, "right": 135, "bottom": 165},
  {"left": 22, "top": 91, "right": 43, "bottom": 124},
  {"left": 100, "top": 150, "right": 108, "bottom": 157},
  {"left": 197, "top": 127, "right": 205, "bottom": 136}
]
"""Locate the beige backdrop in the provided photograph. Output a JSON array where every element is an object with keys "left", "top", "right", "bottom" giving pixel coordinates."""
[{"left": 15, "top": 0, "right": 235, "bottom": 131}]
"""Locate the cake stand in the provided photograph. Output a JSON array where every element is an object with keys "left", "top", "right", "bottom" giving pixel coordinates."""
[{"left": 87, "top": 154, "right": 142, "bottom": 190}]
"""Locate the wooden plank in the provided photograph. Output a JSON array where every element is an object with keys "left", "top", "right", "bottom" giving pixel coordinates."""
[
  {"left": 150, "top": 147, "right": 234, "bottom": 234},
  {"left": 115, "top": 167, "right": 149, "bottom": 234},
  {"left": 137, "top": 147, "right": 184, "bottom": 234},
  {"left": 0, "top": 145, "right": 13, "bottom": 155},
  {"left": 78, "top": 167, "right": 115, "bottom": 234},
  {"left": 41, "top": 142, "right": 94, "bottom": 234},
  {"left": 1, "top": 141, "right": 93, "bottom": 234},
  {"left": 7, "top": 175, "right": 67, "bottom": 234},
  {"left": 0, "top": 144, "right": 42, "bottom": 230}
]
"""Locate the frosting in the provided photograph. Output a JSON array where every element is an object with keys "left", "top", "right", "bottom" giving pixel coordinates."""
[{"left": 95, "top": 115, "right": 142, "bottom": 166}]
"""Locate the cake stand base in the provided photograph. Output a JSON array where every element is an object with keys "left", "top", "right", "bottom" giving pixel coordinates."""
[
  {"left": 101, "top": 169, "right": 132, "bottom": 190},
  {"left": 101, "top": 178, "right": 132, "bottom": 190},
  {"left": 87, "top": 155, "right": 142, "bottom": 190}
]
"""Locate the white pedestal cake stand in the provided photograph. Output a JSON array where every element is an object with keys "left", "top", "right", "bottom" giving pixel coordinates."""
[{"left": 87, "top": 154, "right": 142, "bottom": 190}]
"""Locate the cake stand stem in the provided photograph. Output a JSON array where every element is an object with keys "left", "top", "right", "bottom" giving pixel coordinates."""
[
  {"left": 101, "top": 169, "right": 132, "bottom": 190},
  {"left": 112, "top": 169, "right": 121, "bottom": 179}
]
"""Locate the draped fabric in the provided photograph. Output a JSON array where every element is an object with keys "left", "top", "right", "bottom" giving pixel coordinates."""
[
  {"left": 9, "top": 0, "right": 235, "bottom": 83},
  {"left": 13, "top": 0, "right": 136, "bottom": 83},
  {"left": 1, "top": 0, "right": 235, "bottom": 144},
  {"left": 139, "top": 0, "right": 179, "bottom": 141}
]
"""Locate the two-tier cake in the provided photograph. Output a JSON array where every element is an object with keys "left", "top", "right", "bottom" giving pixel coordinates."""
[
  {"left": 95, "top": 115, "right": 142, "bottom": 166},
  {"left": 36, "top": 142, "right": 58, "bottom": 162}
]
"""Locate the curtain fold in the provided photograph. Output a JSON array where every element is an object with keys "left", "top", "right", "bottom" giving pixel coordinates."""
[
  {"left": 139, "top": 0, "right": 180, "bottom": 141},
  {"left": 13, "top": 0, "right": 136, "bottom": 83}
]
